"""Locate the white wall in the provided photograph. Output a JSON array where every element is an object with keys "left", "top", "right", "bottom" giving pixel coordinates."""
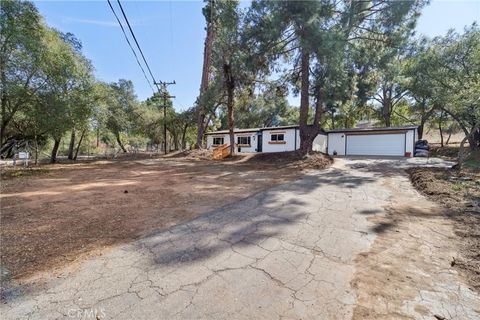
[
  {"left": 327, "top": 133, "right": 346, "bottom": 156},
  {"left": 261, "top": 128, "right": 299, "bottom": 153},
  {"left": 312, "top": 134, "right": 327, "bottom": 153},
  {"left": 235, "top": 133, "right": 258, "bottom": 153},
  {"left": 327, "top": 129, "right": 418, "bottom": 157},
  {"left": 206, "top": 135, "right": 222, "bottom": 149},
  {"left": 405, "top": 129, "right": 417, "bottom": 157},
  {"left": 206, "top": 133, "right": 258, "bottom": 153}
]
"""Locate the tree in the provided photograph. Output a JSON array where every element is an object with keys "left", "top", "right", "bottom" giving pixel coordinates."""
[
  {"left": 196, "top": 0, "right": 216, "bottom": 148},
  {"left": 212, "top": 0, "right": 249, "bottom": 156},
  {"left": 106, "top": 80, "right": 138, "bottom": 153},
  {"left": 224, "top": 86, "right": 295, "bottom": 129},
  {"left": 403, "top": 40, "right": 437, "bottom": 139},
  {"left": 423, "top": 25, "right": 480, "bottom": 151},
  {"left": 246, "top": 0, "right": 424, "bottom": 154},
  {"left": 33, "top": 29, "right": 94, "bottom": 163},
  {"left": 372, "top": 54, "right": 408, "bottom": 127},
  {"left": 58, "top": 33, "right": 95, "bottom": 160},
  {"left": 178, "top": 107, "right": 196, "bottom": 149},
  {"left": 0, "top": 0, "right": 45, "bottom": 145}
]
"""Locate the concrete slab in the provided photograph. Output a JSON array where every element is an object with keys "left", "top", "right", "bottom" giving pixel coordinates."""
[{"left": 1, "top": 157, "right": 478, "bottom": 320}]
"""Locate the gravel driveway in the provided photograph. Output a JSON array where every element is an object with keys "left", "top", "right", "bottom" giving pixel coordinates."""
[{"left": 2, "top": 158, "right": 479, "bottom": 319}]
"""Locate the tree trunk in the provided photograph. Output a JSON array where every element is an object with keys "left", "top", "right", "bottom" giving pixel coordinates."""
[
  {"left": 455, "top": 122, "right": 480, "bottom": 170},
  {"left": 440, "top": 107, "right": 474, "bottom": 150},
  {"left": 223, "top": 63, "right": 235, "bottom": 156},
  {"left": 299, "top": 86, "right": 324, "bottom": 154},
  {"left": 1, "top": 67, "right": 7, "bottom": 145},
  {"left": 383, "top": 99, "right": 392, "bottom": 127},
  {"left": 446, "top": 130, "right": 452, "bottom": 145},
  {"left": 181, "top": 124, "right": 189, "bottom": 149},
  {"left": 299, "top": 48, "right": 312, "bottom": 155},
  {"left": 439, "top": 123, "right": 444, "bottom": 147},
  {"left": 50, "top": 138, "right": 61, "bottom": 164},
  {"left": 115, "top": 132, "right": 127, "bottom": 153},
  {"left": 34, "top": 134, "right": 38, "bottom": 165},
  {"left": 67, "top": 129, "right": 75, "bottom": 160},
  {"left": 73, "top": 129, "right": 86, "bottom": 160},
  {"left": 0, "top": 120, "right": 6, "bottom": 146},
  {"left": 196, "top": 0, "right": 215, "bottom": 149},
  {"left": 96, "top": 127, "right": 100, "bottom": 148},
  {"left": 417, "top": 121, "right": 425, "bottom": 140},
  {"left": 473, "top": 127, "right": 480, "bottom": 150},
  {"left": 172, "top": 132, "right": 179, "bottom": 150},
  {"left": 438, "top": 112, "right": 444, "bottom": 147}
]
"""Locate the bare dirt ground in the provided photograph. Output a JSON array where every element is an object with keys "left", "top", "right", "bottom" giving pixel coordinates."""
[
  {"left": 340, "top": 158, "right": 480, "bottom": 319},
  {"left": 2, "top": 157, "right": 479, "bottom": 319},
  {"left": 0, "top": 152, "right": 331, "bottom": 283},
  {"left": 408, "top": 163, "right": 480, "bottom": 292}
]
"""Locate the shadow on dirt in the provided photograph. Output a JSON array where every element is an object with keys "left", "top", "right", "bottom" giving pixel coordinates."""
[{"left": 134, "top": 165, "right": 380, "bottom": 270}]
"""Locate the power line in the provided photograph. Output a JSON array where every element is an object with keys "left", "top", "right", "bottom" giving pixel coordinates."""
[
  {"left": 116, "top": 0, "right": 158, "bottom": 87},
  {"left": 106, "top": 0, "right": 154, "bottom": 93}
]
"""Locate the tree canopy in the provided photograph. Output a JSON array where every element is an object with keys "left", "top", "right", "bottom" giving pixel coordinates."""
[{"left": 1, "top": 0, "right": 478, "bottom": 164}]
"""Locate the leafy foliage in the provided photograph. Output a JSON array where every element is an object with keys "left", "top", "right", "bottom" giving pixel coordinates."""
[{"left": 2, "top": 0, "right": 477, "bottom": 164}]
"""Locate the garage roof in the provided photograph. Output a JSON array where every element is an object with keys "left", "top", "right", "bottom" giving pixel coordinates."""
[{"left": 326, "top": 126, "right": 418, "bottom": 133}]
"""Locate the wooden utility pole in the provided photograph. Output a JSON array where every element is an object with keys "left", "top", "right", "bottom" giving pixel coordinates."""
[{"left": 154, "top": 81, "right": 175, "bottom": 154}]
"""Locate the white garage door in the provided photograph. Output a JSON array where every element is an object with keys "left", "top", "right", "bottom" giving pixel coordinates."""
[{"left": 346, "top": 134, "right": 405, "bottom": 156}]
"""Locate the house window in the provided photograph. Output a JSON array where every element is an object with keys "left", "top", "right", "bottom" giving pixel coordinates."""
[
  {"left": 213, "top": 137, "right": 224, "bottom": 145},
  {"left": 271, "top": 134, "right": 284, "bottom": 141},
  {"left": 237, "top": 136, "right": 251, "bottom": 146}
]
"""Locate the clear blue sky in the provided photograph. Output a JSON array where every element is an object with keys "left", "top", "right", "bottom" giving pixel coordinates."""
[{"left": 34, "top": 0, "right": 479, "bottom": 111}]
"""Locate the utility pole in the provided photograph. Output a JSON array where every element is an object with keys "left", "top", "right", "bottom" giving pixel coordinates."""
[{"left": 154, "top": 81, "right": 175, "bottom": 154}]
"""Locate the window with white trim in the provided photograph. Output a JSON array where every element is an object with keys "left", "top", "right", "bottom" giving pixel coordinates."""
[
  {"left": 271, "top": 134, "right": 285, "bottom": 141},
  {"left": 237, "top": 136, "right": 251, "bottom": 146},
  {"left": 213, "top": 137, "right": 224, "bottom": 145}
]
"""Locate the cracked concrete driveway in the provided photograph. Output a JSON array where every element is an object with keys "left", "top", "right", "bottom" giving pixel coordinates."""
[{"left": 2, "top": 158, "right": 479, "bottom": 319}]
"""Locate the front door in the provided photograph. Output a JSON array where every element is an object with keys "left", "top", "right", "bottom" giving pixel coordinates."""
[{"left": 257, "top": 133, "right": 262, "bottom": 152}]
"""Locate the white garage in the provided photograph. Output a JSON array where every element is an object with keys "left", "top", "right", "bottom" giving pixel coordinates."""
[
  {"left": 326, "top": 126, "right": 418, "bottom": 157},
  {"left": 346, "top": 133, "right": 405, "bottom": 156}
]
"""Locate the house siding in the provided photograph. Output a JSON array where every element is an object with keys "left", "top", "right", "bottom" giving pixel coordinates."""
[
  {"left": 312, "top": 134, "right": 327, "bottom": 153},
  {"left": 206, "top": 132, "right": 258, "bottom": 153},
  {"left": 327, "top": 133, "right": 346, "bottom": 156},
  {"left": 261, "top": 128, "right": 299, "bottom": 153},
  {"left": 405, "top": 129, "right": 416, "bottom": 156},
  {"left": 206, "top": 126, "right": 418, "bottom": 157}
]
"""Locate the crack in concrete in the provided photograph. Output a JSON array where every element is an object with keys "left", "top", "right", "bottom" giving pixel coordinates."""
[{"left": 2, "top": 158, "right": 479, "bottom": 320}]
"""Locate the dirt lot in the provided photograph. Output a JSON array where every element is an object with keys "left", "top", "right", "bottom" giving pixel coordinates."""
[
  {"left": 0, "top": 152, "right": 331, "bottom": 283},
  {"left": 407, "top": 151, "right": 480, "bottom": 291}
]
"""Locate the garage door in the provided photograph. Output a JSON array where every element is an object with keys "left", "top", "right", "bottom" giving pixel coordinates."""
[{"left": 346, "top": 134, "right": 405, "bottom": 156}]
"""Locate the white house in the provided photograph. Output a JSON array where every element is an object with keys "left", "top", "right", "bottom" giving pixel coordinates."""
[
  {"left": 205, "top": 125, "right": 300, "bottom": 153},
  {"left": 205, "top": 125, "right": 418, "bottom": 157}
]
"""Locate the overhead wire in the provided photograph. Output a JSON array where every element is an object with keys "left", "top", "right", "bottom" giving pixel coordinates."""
[
  {"left": 116, "top": 0, "right": 158, "bottom": 89},
  {"left": 106, "top": 0, "right": 155, "bottom": 93}
]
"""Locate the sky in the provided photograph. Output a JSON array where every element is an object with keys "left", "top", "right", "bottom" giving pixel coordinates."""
[{"left": 34, "top": 0, "right": 480, "bottom": 111}]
